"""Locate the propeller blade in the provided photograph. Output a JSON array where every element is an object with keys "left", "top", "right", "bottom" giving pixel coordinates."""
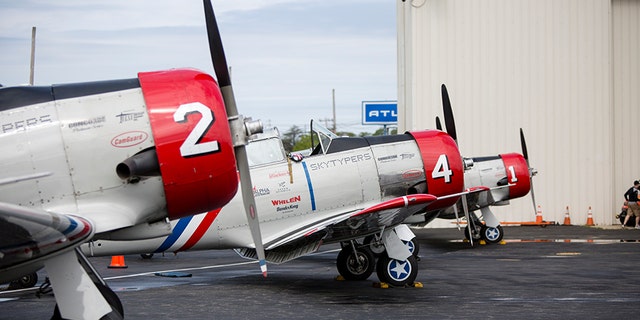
[
  {"left": 519, "top": 128, "right": 529, "bottom": 164},
  {"left": 529, "top": 178, "right": 538, "bottom": 214},
  {"left": 461, "top": 194, "right": 473, "bottom": 246},
  {"left": 441, "top": 84, "right": 458, "bottom": 143},
  {"left": 203, "top": 0, "right": 267, "bottom": 277},
  {"left": 435, "top": 116, "right": 443, "bottom": 131},
  {"left": 520, "top": 128, "right": 537, "bottom": 215}
]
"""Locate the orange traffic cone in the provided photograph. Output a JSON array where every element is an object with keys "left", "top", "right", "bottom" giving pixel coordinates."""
[
  {"left": 108, "top": 255, "right": 128, "bottom": 268},
  {"left": 586, "top": 206, "right": 595, "bottom": 226},
  {"left": 563, "top": 206, "right": 572, "bottom": 226},
  {"left": 535, "top": 205, "right": 543, "bottom": 223}
]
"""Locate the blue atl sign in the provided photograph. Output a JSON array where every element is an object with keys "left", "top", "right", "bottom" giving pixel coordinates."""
[{"left": 362, "top": 101, "right": 398, "bottom": 125}]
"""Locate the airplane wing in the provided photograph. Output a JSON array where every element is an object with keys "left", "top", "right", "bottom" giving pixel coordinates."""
[
  {"left": 0, "top": 202, "right": 119, "bottom": 319},
  {"left": 435, "top": 185, "right": 511, "bottom": 217},
  {"left": 0, "top": 202, "right": 93, "bottom": 282},
  {"left": 235, "top": 194, "right": 437, "bottom": 264}
]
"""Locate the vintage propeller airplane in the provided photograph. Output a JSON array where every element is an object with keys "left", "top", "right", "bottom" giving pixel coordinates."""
[{"left": 0, "top": 1, "right": 480, "bottom": 318}]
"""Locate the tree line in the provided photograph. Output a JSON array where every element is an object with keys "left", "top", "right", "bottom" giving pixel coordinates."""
[{"left": 280, "top": 125, "right": 398, "bottom": 152}]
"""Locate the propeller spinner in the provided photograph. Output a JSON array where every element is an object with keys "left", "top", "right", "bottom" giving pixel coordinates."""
[{"left": 203, "top": 0, "right": 267, "bottom": 277}]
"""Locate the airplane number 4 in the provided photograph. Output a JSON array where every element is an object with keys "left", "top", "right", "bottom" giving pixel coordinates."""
[{"left": 432, "top": 154, "right": 453, "bottom": 183}]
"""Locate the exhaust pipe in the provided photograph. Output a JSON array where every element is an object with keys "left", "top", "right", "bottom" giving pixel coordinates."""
[{"left": 116, "top": 148, "right": 160, "bottom": 180}]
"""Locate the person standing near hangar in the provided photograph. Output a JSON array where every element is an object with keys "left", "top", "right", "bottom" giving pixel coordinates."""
[{"left": 622, "top": 180, "right": 640, "bottom": 229}]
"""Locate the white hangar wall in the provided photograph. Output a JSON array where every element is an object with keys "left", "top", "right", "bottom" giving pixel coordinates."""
[{"left": 397, "top": 0, "right": 640, "bottom": 226}]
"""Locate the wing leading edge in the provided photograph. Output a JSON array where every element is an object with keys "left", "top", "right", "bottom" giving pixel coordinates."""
[{"left": 0, "top": 202, "right": 93, "bottom": 282}]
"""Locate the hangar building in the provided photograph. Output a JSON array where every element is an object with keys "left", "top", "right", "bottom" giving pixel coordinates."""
[{"left": 396, "top": 0, "right": 640, "bottom": 226}]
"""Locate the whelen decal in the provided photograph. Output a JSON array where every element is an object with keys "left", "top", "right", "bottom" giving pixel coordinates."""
[{"left": 301, "top": 162, "right": 316, "bottom": 211}]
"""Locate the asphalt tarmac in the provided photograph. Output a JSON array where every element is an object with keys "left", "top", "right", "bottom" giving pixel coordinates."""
[{"left": 1, "top": 225, "right": 639, "bottom": 320}]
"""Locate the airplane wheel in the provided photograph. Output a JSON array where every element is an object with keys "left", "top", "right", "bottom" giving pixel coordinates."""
[
  {"left": 376, "top": 254, "right": 418, "bottom": 287},
  {"left": 464, "top": 225, "right": 482, "bottom": 241},
  {"left": 52, "top": 282, "right": 123, "bottom": 320},
  {"left": 481, "top": 225, "right": 504, "bottom": 244},
  {"left": 8, "top": 272, "right": 38, "bottom": 289},
  {"left": 363, "top": 235, "right": 385, "bottom": 256},
  {"left": 140, "top": 253, "right": 154, "bottom": 259},
  {"left": 336, "top": 247, "right": 375, "bottom": 281}
]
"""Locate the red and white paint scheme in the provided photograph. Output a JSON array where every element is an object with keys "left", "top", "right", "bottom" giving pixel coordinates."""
[{"left": 0, "top": 68, "right": 243, "bottom": 318}]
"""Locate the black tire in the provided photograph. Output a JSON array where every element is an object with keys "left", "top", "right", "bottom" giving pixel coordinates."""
[
  {"left": 619, "top": 212, "right": 636, "bottom": 227},
  {"left": 464, "top": 225, "right": 482, "bottom": 241},
  {"left": 140, "top": 253, "right": 154, "bottom": 259},
  {"left": 336, "top": 247, "right": 376, "bottom": 281},
  {"left": 376, "top": 254, "right": 418, "bottom": 287},
  {"left": 8, "top": 272, "right": 38, "bottom": 289},
  {"left": 481, "top": 225, "right": 504, "bottom": 244},
  {"left": 52, "top": 282, "right": 123, "bottom": 320}
]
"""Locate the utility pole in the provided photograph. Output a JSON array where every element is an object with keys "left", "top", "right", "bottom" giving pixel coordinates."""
[
  {"left": 29, "top": 26, "right": 36, "bottom": 85},
  {"left": 331, "top": 88, "right": 336, "bottom": 133}
]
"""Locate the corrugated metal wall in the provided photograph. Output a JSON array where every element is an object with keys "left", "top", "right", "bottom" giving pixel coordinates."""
[
  {"left": 398, "top": 0, "right": 640, "bottom": 226},
  {"left": 613, "top": 0, "right": 640, "bottom": 224}
]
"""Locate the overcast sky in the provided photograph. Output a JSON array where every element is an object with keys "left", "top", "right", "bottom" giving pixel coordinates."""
[{"left": 0, "top": 0, "right": 397, "bottom": 133}]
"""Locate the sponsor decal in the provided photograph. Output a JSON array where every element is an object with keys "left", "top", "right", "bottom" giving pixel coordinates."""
[
  {"left": 308, "top": 153, "right": 372, "bottom": 171},
  {"left": 400, "top": 153, "right": 415, "bottom": 160},
  {"left": 1, "top": 115, "right": 53, "bottom": 133},
  {"left": 111, "top": 131, "right": 148, "bottom": 148},
  {"left": 68, "top": 116, "right": 106, "bottom": 132},
  {"left": 275, "top": 181, "right": 291, "bottom": 193},
  {"left": 377, "top": 154, "right": 398, "bottom": 163},
  {"left": 253, "top": 186, "right": 271, "bottom": 197},
  {"left": 269, "top": 171, "right": 289, "bottom": 179},
  {"left": 402, "top": 169, "right": 423, "bottom": 180},
  {"left": 116, "top": 110, "right": 145, "bottom": 123},
  {"left": 276, "top": 204, "right": 299, "bottom": 213},
  {"left": 271, "top": 195, "right": 301, "bottom": 206}
]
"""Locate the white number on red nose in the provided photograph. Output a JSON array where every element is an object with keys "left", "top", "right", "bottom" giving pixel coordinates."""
[
  {"left": 508, "top": 165, "right": 518, "bottom": 183},
  {"left": 432, "top": 154, "right": 453, "bottom": 183},
  {"left": 173, "top": 102, "right": 220, "bottom": 157}
]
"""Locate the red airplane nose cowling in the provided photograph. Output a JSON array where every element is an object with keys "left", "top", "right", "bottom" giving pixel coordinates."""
[
  {"left": 408, "top": 130, "right": 464, "bottom": 208},
  {"left": 500, "top": 153, "right": 531, "bottom": 199},
  {"left": 139, "top": 69, "right": 238, "bottom": 220}
]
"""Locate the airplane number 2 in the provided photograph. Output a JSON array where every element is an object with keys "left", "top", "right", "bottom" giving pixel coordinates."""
[
  {"left": 432, "top": 154, "right": 453, "bottom": 183},
  {"left": 173, "top": 102, "right": 220, "bottom": 158}
]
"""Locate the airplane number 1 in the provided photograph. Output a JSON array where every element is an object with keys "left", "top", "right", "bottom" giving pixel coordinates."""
[
  {"left": 508, "top": 165, "right": 518, "bottom": 183},
  {"left": 432, "top": 154, "right": 453, "bottom": 183},
  {"left": 173, "top": 102, "right": 220, "bottom": 157}
]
